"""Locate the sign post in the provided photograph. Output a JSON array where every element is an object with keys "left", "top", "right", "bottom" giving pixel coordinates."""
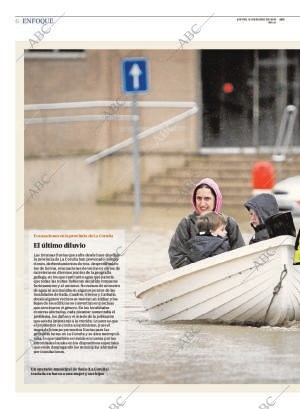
[{"left": 122, "top": 58, "right": 149, "bottom": 225}]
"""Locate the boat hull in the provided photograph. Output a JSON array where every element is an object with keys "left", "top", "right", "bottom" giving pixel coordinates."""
[{"left": 135, "top": 236, "right": 300, "bottom": 326}]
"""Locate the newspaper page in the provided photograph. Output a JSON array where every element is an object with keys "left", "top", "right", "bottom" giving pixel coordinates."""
[{"left": 13, "top": 6, "right": 300, "bottom": 408}]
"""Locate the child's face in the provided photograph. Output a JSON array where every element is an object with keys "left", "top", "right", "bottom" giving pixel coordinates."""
[
  {"left": 249, "top": 209, "right": 260, "bottom": 226},
  {"left": 211, "top": 224, "right": 227, "bottom": 238}
]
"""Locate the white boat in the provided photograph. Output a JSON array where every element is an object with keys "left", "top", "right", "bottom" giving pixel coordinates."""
[{"left": 135, "top": 235, "right": 300, "bottom": 326}]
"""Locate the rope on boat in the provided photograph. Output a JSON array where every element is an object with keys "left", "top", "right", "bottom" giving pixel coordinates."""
[{"left": 263, "top": 265, "right": 288, "bottom": 325}]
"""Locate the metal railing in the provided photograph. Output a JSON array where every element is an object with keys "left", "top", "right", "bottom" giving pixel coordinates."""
[
  {"left": 24, "top": 99, "right": 199, "bottom": 163},
  {"left": 272, "top": 105, "right": 298, "bottom": 162}
]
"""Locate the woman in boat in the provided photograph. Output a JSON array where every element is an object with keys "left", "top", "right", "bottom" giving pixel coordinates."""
[
  {"left": 185, "top": 211, "right": 231, "bottom": 263},
  {"left": 244, "top": 193, "right": 279, "bottom": 244},
  {"left": 168, "top": 178, "right": 245, "bottom": 269}
]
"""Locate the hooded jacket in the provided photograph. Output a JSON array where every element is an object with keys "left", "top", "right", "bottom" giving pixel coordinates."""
[
  {"left": 185, "top": 233, "right": 231, "bottom": 263},
  {"left": 244, "top": 193, "right": 279, "bottom": 244},
  {"left": 168, "top": 178, "right": 245, "bottom": 269}
]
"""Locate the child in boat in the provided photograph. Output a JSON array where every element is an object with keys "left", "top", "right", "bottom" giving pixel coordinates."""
[
  {"left": 244, "top": 193, "right": 279, "bottom": 244},
  {"left": 185, "top": 212, "right": 231, "bottom": 263}
]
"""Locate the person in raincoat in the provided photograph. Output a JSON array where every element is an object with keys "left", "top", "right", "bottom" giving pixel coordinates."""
[
  {"left": 244, "top": 193, "right": 279, "bottom": 244},
  {"left": 168, "top": 178, "right": 245, "bottom": 269},
  {"left": 294, "top": 229, "right": 300, "bottom": 265}
]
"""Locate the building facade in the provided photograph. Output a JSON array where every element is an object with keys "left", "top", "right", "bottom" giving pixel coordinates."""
[{"left": 24, "top": 49, "right": 300, "bottom": 204}]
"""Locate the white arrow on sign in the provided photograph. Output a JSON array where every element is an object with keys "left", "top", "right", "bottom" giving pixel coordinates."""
[{"left": 129, "top": 63, "right": 142, "bottom": 90}]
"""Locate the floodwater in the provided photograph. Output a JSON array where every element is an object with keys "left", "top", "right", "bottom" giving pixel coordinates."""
[{"left": 23, "top": 203, "right": 300, "bottom": 383}]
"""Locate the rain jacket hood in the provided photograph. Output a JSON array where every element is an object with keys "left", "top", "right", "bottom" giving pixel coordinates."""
[
  {"left": 244, "top": 193, "right": 279, "bottom": 224},
  {"left": 192, "top": 178, "right": 223, "bottom": 214}
]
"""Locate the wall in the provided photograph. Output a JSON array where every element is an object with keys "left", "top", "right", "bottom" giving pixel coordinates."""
[{"left": 24, "top": 49, "right": 199, "bottom": 203}]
